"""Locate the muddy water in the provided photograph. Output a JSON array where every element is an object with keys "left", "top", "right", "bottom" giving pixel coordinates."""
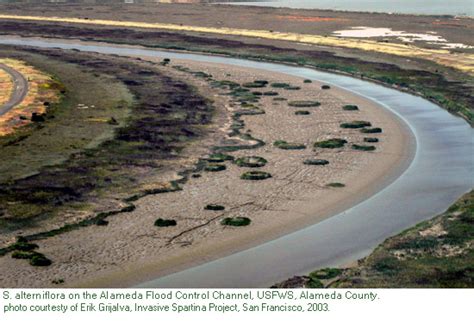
[{"left": 0, "top": 37, "right": 472, "bottom": 287}]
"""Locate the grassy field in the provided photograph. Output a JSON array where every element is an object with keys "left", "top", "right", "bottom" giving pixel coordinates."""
[{"left": 275, "top": 191, "right": 474, "bottom": 288}]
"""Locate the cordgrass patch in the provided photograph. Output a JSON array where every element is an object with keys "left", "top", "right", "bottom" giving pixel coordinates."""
[
  {"left": 340, "top": 121, "right": 372, "bottom": 129},
  {"left": 295, "top": 110, "right": 310, "bottom": 115},
  {"left": 361, "top": 127, "right": 383, "bottom": 133},
  {"left": 343, "top": 105, "right": 359, "bottom": 111},
  {"left": 204, "top": 164, "right": 227, "bottom": 172},
  {"left": 243, "top": 82, "right": 267, "bottom": 88},
  {"left": 273, "top": 97, "right": 287, "bottom": 101},
  {"left": 321, "top": 85, "right": 331, "bottom": 90},
  {"left": 314, "top": 138, "right": 347, "bottom": 149},
  {"left": 288, "top": 100, "right": 321, "bottom": 108},
  {"left": 364, "top": 137, "right": 379, "bottom": 143},
  {"left": 270, "top": 82, "right": 291, "bottom": 89},
  {"left": 204, "top": 204, "right": 225, "bottom": 211},
  {"left": 221, "top": 217, "right": 251, "bottom": 226},
  {"left": 304, "top": 79, "right": 313, "bottom": 83},
  {"left": 326, "top": 183, "right": 345, "bottom": 188},
  {"left": 240, "top": 171, "right": 272, "bottom": 180},
  {"left": 303, "top": 159, "right": 329, "bottom": 166},
  {"left": 154, "top": 218, "right": 177, "bottom": 227},
  {"left": 274, "top": 140, "right": 306, "bottom": 150},
  {"left": 263, "top": 91, "right": 279, "bottom": 96},
  {"left": 30, "top": 254, "right": 52, "bottom": 266},
  {"left": 235, "top": 156, "right": 267, "bottom": 168}
]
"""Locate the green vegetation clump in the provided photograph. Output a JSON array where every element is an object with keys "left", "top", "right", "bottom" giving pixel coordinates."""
[
  {"left": 285, "top": 86, "right": 301, "bottom": 91},
  {"left": 361, "top": 127, "right": 383, "bottom": 133},
  {"left": 243, "top": 82, "right": 267, "bottom": 88},
  {"left": 321, "top": 85, "right": 331, "bottom": 90},
  {"left": 310, "top": 268, "right": 343, "bottom": 280},
  {"left": 340, "top": 121, "right": 372, "bottom": 129},
  {"left": 12, "top": 251, "right": 37, "bottom": 259},
  {"left": 154, "top": 218, "right": 177, "bottom": 227},
  {"left": 314, "top": 138, "right": 347, "bottom": 149},
  {"left": 352, "top": 144, "right": 376, "bottom": 151},
  {"left": 206, "top": 153, "right": 235, "bottom": 163},
  {"left": 295, "top": 110, "right": 310, "bottom": 115},
  {"left": 288, "top": 100, "right": 321, "bottom": 108},
  {"left": 240, "top": 171, "right": 272, "bottom": 181},
  {"left": 305, "top": 277, "right": 324, "bottom": 288},
  {"left": 204, "top": 204, "right": 225, "bottom": 211},
  {"left": 332, "top": 191, "right": 474, "bottom": 288},
  {"left": 271, "top": 82, "right": 292, "bottom": 88},
  {"left": 273, "top": 97, "right": 287, "bottom": 101},
  {"left": 303, "top": 159, "right": 329, "bottom": 166},
  {"left": 343, "top": 105, "right": 359, "bottom": 111},
  {"left": 11, "top": 241, "right": 39, "bottom": 252},
  {"left": 304, "top": 79, "right": 313, "bottom": 83},
  {"left": 326, "top": 183, "right": 345, "bottom": 188},
  {"left": 364, "top": 137, "right": 379, "bottom": 143},
  {"left": 263, "top": 91, "right": 279, "bottom": 96},
  {"left": 235, "top": 156, "right": 268, "bottom": 168},
  {"left": 221, "top": 217, "right": 251, "bottom": 226},
  {"left": 204, "top": 164, "right": 227, "bottom": 172},
  {"left": 274, "top": 140, "right": 306, "bottom": 150}
]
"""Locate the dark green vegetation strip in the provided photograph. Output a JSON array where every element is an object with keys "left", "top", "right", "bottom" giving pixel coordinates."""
[
  {"left": 303, "top": 159, "right": 329, "bottom": 166},
  {"left": 340, "top": 121, "right": 372, "bottom": 129},
  {"left": 221, "top": 217, "right": 251, "bottom": 227},
  {"left": 274, "top": 140, "right": 306, "bottom": 150},
  {"left": 0, "top": 48, "right": 213, "bottom": 234},
  {"left": 1, "top": 21, "right": 471, "bottom": 125},
  {"left": 204, "top": 204, "right": 225, "bottom": 211},
  {"left": 360, "top": 127, "right": 383, "bottom": 133},
  {"left": 154, "top": 218, "right": 177, "bottom": 227},
  {"left": 288, "top": 101, "right": 321, "bottom": 108},
  {"left": 343, "top": 105, "right": 359, "bottom": 111},
  {"left": 314, "top": 138, "right": 347, "bottom": 149}
]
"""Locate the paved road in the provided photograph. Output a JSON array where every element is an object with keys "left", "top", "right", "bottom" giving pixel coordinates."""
[{"left": 0, "top": 62, "right": 28, "bottom": 116}]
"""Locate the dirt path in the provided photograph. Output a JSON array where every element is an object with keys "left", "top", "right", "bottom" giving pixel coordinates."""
[{"left": 0, "top": 62, "right": 28, "bottom": 116}]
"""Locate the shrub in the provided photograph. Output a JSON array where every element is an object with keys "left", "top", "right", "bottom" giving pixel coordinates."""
[
  {"left": 191, "top": 173, "right": 201, "bottom": 178},
  {"left": 314, "top": 138, "right": 347, "bottom": 149},
  {"left": 240, "top": 171, "right": 272, "bottom": 180},
  {"left": 340, "top": 121, "right": 372, "bottom": 129},
  {"left": 343, "top": 105, "right": 359, "bottom": 111},
  {"left": 321, "top": 85, "right": 331, "bottom": 90},
  {"left": 206, "top": 153, "right": 235, "bottom": 163},
  {"left": 204, "top": 164, "right": 227, "bottom": 172},
  {"left": 364, "top": 137, "right": 379, "bottom": 143},
  {"left": 251, "top": 91, "right": 263, "bottom": 96},
  {"left": 304, "top": 79, "right": 313, "bottom": 83},
  {"left": 205, "top": 204, "right": 225, "bottom": 211},
  {"left": 254, "top": 80, "right": 269, "bottom": 85},
  {"left": 274, "top": 140, "right": 306, "bottom": 150},
  {"left": 352, "top": 144, "right": 376, "bottom": 151},
  {"left": 235, "top": 156, "right": 268, "bottom": 168},
  {"left": 326, "top": 183, "right": 345, "bottom": 188},
  {"left": 288, "top": 101, "right": 321, "bottom": 108},
  {"left": 304, "top": 159, "right": 329, "bottom": 166},
  {"left": 31, "top": 113, "right": 46, "bottom": 122},
  {"left": 221, "top": 217, "right": 251, "bottom": 226},
  {"left": 154, "top": 218, "right": 177, "bottom": 227},
  {"left": 273, "top": 97, "right": 287, "bottom": 101},
  {"left": 310, "top": 268, "right": 343, "bottom": 280},
  {"left": 295, "top": 110, "right": 310, "bottom": 115},
  {"left": 360, "top": 127, "right": 382, "bottom": 133},
  {"left": 30, "top": 254, "right": 52, "bottom": 267}
]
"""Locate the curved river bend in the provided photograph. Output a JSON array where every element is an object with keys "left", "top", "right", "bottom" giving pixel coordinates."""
[{"left": 0, "top": 37, "right": 472, "bottom": 287}]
